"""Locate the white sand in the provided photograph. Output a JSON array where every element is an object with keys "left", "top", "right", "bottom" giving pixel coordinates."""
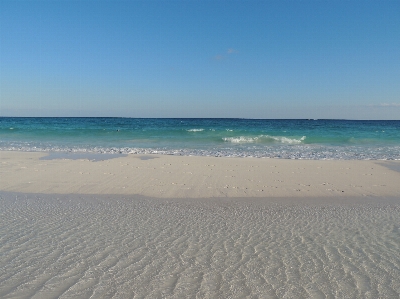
[
  {"left": 1, "top": 151, "right": 400, "bottom": 198},
  {"left": 1, "top": 151, "right": 400, "bottom": 298}
]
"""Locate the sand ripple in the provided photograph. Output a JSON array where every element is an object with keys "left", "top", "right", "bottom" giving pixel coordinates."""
[{"left": 1, "top": 193, "right": 399, "bottom": 298}]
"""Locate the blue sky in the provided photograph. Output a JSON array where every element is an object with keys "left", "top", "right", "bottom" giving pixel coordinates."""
[{"left": 1, "top": 0, "right": 399, "bottom": 119}]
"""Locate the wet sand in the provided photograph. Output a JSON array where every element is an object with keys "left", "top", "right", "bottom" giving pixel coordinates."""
[
  {"left": 1, "top": 192, "right": 399, "bottom": 298},
  {"left": 1, "top": 151, "right": 400, "bottom": 298}
]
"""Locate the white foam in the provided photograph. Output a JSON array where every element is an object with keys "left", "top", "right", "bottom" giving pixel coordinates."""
[
  {"left": 222, "top": 136, "right": 259, "bottom": 143},
  {"left": 2, "top": 142, "right": 400, "bottom": 160},
  {"left": 187, "top": 128, "right": 204, "bottom": 132},
  {"left": 222, "top": 135, "right": 306, "bottom": 144},
  {"left": 270, "top": 135, "right": 306, "bottom": 144}
]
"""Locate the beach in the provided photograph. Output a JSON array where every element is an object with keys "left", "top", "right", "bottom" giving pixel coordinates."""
[
  {"left": 1, "top": 151, "right": 400, "bottom": 199},
  {"left": 1, "top": 151, "right": 400, "bottom": 298}
]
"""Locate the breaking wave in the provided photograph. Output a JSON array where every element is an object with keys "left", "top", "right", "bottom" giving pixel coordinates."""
[{"left": 223, "top": 135, "right": 306, "bottom": 144}]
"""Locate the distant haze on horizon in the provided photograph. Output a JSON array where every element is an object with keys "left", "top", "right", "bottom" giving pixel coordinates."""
[{"left": 1, "top": 0, "right": 399, "bottom": 120}]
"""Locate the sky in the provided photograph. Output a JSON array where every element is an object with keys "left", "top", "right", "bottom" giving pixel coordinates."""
[{"left": 1, "top": 0, "right": 399, "bottom": 119}]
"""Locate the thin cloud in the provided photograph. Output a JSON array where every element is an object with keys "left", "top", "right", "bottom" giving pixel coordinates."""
[
  {"left": 380, "top": 103, "right": 400, "bottom": 107},
  {"left": 227, "top": 48, "right": 238, "bottom": 54},
  {"left": 214, "top": 49, "right": 238, "bottom": 61},
  {"left": 369, "top": 103, "right": 400, "bottom": 107}
]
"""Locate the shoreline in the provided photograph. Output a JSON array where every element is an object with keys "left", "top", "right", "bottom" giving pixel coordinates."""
[
  {"left": 1, "top": 150, "right": 400, "bottom": 199},
  {"left": 2, "top": 190, "right": 400, "bottom": 208}
]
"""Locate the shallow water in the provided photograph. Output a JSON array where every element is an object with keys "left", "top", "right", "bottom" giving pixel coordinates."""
[{"left": 1, "top": 193, "right": 399, "bottom": 298}]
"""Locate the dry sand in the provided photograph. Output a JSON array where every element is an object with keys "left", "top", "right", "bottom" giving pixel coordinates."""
[
  {"left": 1, "top": 151, "right": 400, "bottom": 298},
  {"left": 1, "top": 151, "right": 400, "bottom": 198}
]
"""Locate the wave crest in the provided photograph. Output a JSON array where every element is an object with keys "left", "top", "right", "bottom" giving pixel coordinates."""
[{"left": 223, "top": 135, "right": 306, "bottom": 144}]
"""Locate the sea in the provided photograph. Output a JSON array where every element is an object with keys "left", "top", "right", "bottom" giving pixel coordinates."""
[{"left": 1, "top": 117, "right": 399, "bottom": 160}]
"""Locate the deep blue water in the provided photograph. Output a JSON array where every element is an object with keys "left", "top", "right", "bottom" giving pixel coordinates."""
[{"left": 1, "top": 117, "right": 399, "bottom": 159}]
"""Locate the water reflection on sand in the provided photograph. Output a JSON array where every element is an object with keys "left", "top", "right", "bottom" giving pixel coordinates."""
[{"left": 1, "top": 193, "right": 399, "bottom": 298}]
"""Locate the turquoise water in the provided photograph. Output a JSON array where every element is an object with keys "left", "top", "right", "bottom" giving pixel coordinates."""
[{"left": 1, "top": 117, "right": 399, "bottom": 159}]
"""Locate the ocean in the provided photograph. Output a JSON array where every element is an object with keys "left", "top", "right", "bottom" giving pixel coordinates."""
[{"left": 1, "top": 117, "right": 399, "bottom": 160}]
